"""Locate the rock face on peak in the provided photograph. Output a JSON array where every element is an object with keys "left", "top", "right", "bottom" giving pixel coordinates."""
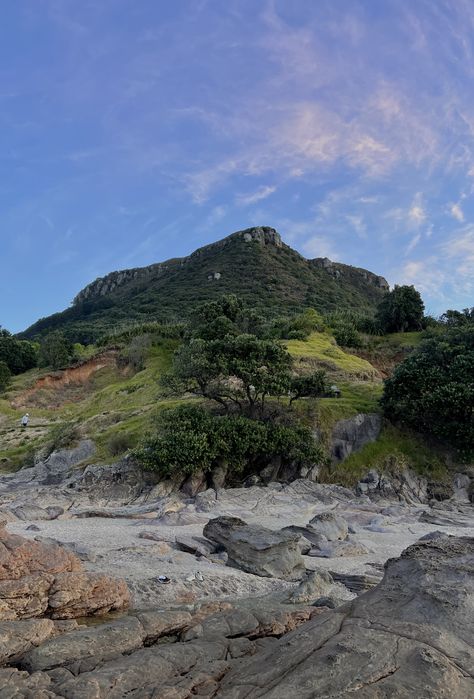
[{"left": 22, "top": 226, "right": 389, "bottom": 342}]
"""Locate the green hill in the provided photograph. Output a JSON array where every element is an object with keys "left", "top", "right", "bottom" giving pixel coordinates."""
[{"left": 21, "top": 227, "right": 389, "bottom": 343}]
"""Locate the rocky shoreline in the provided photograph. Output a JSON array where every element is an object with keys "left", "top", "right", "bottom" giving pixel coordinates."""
[{"left": 0, "top": 443, "right": 472, "bottom": 697}]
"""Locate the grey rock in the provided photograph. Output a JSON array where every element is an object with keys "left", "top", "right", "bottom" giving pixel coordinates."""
[
  {"left": 307, "top": 511, "right": 348, "bottom": 541},
  {"left": 419, "top": 510, "right": 472, "bottom": 527},
  {"left": 21, "top": 617, "right": 145, "bottom": 673},
  {"left": 195, "top": 488, "right": 218, "bottom": 512},
  {"left": 175, "top": 535, "right": 217, "bottom": 557},
  {"left": 0, "top": 441, "right": 95, "bottom": 493},
  {"left": 0, "top": 619, "right": 57, "bottom": 665},
  {"left": 330, "top": 413, "right": 381, "bottom": 463},
  {"left": 287, "top": 571, "right": 351, "bottom": 605},
  {"left": 11, "top": 505, "right": 56, "bottom": 521},
  {"left": 54, "top": 641, "right": 230, "bottom": 698},
  {"left": 308, "top": 538, "right": 369, "bottom": 558},
  {"left": 280, "top": 525, "right": 324, "bottom": 552},
  {"left": 329, "top": 571, "right": 382, "bottom": 593},
  {"left": 203, "top": 516, "right": 305, "bottom": 581},
  {"left": 357, "top": 467, "right": 429, "bottom": 504},
  {"left": 0, "top": 667, "right": 53, "bottom": 698},
  {"left": 218, "top": 536, "right": 474, "bottom": 698},
  {"left": 210, "top": 462, "right": 228, "bottom": 490},
  {"left": 180, "top": 470, "right": 207, "bottom": 497},
  {"left": 419, "top": 530, "right": 449, "bottom": 541},
  {"left": 45, "top": 506, "right": 64, "bottom": 520},
  {"left": 69, "top": 457, "right": 154, "bottom": 505},
  {"left": 135, "top": 610, "right": 192, "bottom": 643}
]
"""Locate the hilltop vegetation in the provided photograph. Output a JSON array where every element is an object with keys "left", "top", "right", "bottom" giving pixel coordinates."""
[
  {"left": 2, "top": 277, "right": 471, "bottom": 489},
  {"left": 21, "top": 227, "right": 389, "bottom": 343}
]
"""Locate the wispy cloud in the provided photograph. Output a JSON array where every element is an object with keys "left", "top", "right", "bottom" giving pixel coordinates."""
[
  {"left": 302, "top": 235, "right": 339, "bottom": 260},
  {"left": 449, "top": 201, "right": 465, "bottom": 222},
  {"left": 408, "top": 192, "right": 426, "bottom": 227},
  {"left": 236, "top": 185, "right": 276, "bottom": 206}
]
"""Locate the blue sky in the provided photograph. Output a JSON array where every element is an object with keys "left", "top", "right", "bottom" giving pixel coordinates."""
[{"left": 1, "top": 0, "right": 474, "bottom": 332}]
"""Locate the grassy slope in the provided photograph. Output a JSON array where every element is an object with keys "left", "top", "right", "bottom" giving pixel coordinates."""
[
  {"left": 0, "top": 340, "right": 181, "bottom": 467},
  {"left": 287, "top": 331, "right": 449, "bottom": 486},
  {"left": 1, "top": 330, "right": 449, "bottom": 486}
]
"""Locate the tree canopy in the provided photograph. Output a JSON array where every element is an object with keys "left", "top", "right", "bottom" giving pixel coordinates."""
[
  {"left": 381, "top": 326, "right": 474, "bottom": 457},
  {"left": 132, "top": 404, "right": 323, "bottom": 480},
  {"left": 0, "top": 328, "right": 38, "bottom": 375},
  {"left": 376, "top": 285, "right": 425, "bottom": 333}
]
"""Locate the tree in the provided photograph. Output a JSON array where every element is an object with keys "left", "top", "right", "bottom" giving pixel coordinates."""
[
  {"left": 332, "top": 322, "right": 363, "bottom": 348},
  {"left": 38, "top": 331, "right": 73, "bottom": 370},
  {"left": 376, "top": 285, "right": 424, "bottom": 333},
  {"left": 289, "top": 371, "right": 327, "bottom": 404},
  {"left": 0, "top": 361, "right": 10, "bottom": 392},
  {"left": 381, "top": 326, "right": 474, "bottom": 457},
  {"left": 167, "top": 333, "right": 292, "bottom": 417},
  {"left": 189, "top": 295, "right": 266, "bottom": 341},
  {"left": 440, "top": 308, "right": 474, "bottom": 327},
  {"left": 0, "top": 327, "right": 38, "bottom": 374}
]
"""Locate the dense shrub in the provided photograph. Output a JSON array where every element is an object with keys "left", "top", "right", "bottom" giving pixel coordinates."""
[
  {"left": 332, "top": 322, "right": 363, "bottom": 348},
  {"left": 381, "top": 326, "right": 474, "bottom": 457},
  {"left": 0, "top": 361, "right": 11, "bottom": 392},
  {"left": 132, "top": 404, "right": 323, "bottom": 479},
  {"left": 289, "top": 371, "right": 327, "bottom": 404}
]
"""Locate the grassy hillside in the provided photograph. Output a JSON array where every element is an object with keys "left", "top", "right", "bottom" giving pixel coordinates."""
[
  {"left": 0, "top": 339, "right": 181, "bottom": 468},
  {"left": 2, "top": 326, "right": 449, "bottom": 487},
  {"left": 21, "top": 227, "right": 388, "bottom": 343}
]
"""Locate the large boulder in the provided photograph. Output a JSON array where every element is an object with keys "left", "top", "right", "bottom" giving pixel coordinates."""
[
  {"left": 357, "top": 466, "right": 429, "bottom": 504},
  {"left": 218, "top": 536, "right": 474, "bottom": 697},
  {"left": 0, "top": 441, "right": 95, "bottom": 493},
  {"left": 203, "top": 517, "right": 305, "bottom": 581},
  {"left": 307, "top": 511, "right": 348, "bottom": 541},
  {"left": 330, "top": 413, "right": 381, "bottom": 463},
  {"left": 0, "top": 521, "right": 129, "bottom": 620}
]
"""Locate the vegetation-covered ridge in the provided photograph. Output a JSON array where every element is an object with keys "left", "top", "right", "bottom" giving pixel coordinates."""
[{"left": 21, "top": 226, "right": 389, "bottom": 343}]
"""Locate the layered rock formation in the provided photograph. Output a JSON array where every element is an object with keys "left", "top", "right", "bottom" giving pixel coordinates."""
[
  {"left": 218, "top": 535, "right": 474, "bottom": 697},
  {"left": 0, "top": 520, "right": 129, "bottom": 620},
  {"left": 0, "top": 536, "right": 471, "bottom": 697}
]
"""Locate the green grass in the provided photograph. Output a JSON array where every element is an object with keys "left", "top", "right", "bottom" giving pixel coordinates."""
[
  {"left": 382, "top": 331, "right": 423, "bottom": 347},
  {"left": 286, "top": 332, "right": 378, "bottom": 379},
  {"left": 324, "top": 424, "right": 448, "bottom": 487},
  {"left": 0, "top": 339, "right": 178, "bottom": 468}
]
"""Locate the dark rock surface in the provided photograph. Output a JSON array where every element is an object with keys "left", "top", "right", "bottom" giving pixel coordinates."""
[
  {"left": 218, "top": 536, "right": 474, "bottom": 697},
  {"left": 331, "top": 413, "right": 381, "bottom": 463}
]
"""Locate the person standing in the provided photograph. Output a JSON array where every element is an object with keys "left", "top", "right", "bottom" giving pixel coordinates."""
[{"left": 21, "top": 413, "right": 29, "bottom": 428}]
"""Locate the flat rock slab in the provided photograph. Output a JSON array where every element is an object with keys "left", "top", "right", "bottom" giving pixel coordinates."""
[{"left": 21, "top": 616, "right": 146, "bottom": 673}]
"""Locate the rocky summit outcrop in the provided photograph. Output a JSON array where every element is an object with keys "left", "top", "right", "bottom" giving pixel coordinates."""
[
  {"left": 0, "top": 520, "right": 129, "bottom": 620},
  {"left": 218, "top": 535, "right": 474, "bottom": 697},
  {"left": 203, "top": 516, "right": 306, "bottom": 581}
]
